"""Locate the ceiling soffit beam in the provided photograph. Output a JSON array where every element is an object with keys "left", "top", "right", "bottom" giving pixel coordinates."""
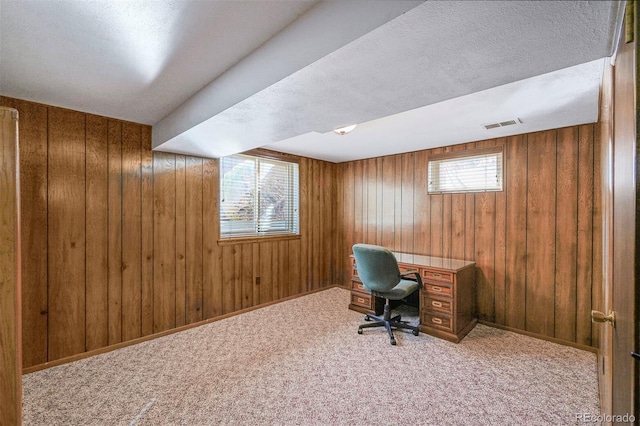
[{"left": 152, "top": 0, "right": 424, "bottom": 152}]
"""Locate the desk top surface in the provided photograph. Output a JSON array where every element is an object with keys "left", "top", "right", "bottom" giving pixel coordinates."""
[{"left": 392, "top": 252, "right": 475, "bottom": 272}]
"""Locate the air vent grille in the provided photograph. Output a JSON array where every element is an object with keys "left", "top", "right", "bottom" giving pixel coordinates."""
[{"left": 483, "top": 118, "right": 522, "bottom": 130}]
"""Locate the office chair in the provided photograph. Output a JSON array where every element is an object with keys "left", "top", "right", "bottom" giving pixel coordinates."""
[{"left": 352, "top": 244, "right": 422, "bottom": 345}]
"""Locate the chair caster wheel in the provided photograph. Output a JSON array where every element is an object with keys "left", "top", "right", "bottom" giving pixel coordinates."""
[
  {"left": 412, "top": 329, "right": 419, "bottom": 336},
  {"left": 364, "top": 315, "right": 371, "bottom": 321},
  {"left": 390, "top": 339, "right": 397, "bottom": 346},
  {"left": 358, "top": 329, "right": 363, "bottom": 334}
]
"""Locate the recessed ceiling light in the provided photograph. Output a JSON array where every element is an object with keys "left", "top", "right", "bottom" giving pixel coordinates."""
[{"left": 334, "top": 124, "right": 357, "bottom": 135}]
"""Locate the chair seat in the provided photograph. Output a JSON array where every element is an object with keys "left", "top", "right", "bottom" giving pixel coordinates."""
[{"left": 371, "top": 279, "right": 419, "bottom": 300}]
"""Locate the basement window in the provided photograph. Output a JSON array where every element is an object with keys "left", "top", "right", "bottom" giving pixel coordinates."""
[
  {"left": 220, "top": 153, "right": 299, "bottom": 238},
  {"left": 428, "top": 146, "right": 503, "bottom": 194}
]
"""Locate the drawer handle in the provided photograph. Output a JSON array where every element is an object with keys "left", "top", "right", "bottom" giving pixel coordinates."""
[
  {"left": 357, "top": 284, "right": 364, "bottom": 290},
  {"left": 432, "top": 301, "right": 443, "bottom": 308},
  {"left": 432, "top": 286, "right": 442, "bottom": 292},
  {"left": 357, "top": 297, "right": 365, "bottom": 304},
  {"left": 431, "top": 272, "right": 442, "bottom": 278},
  {"left": 431, "top": 317, "right": 443, "bottom": 325}
]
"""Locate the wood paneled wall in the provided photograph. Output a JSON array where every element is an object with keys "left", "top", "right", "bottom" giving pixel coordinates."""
[
  {"left": 1, "top": 97, "right": 338, "bottom": 369},
  {"left": 0, "top": 106, "right": 22, "bottom": 425},
  {"left": 338, "top": 126, "right": 602, "bottom": 347}
]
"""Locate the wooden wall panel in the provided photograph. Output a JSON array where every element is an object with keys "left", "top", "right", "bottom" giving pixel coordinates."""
[
  {"left": 554, "top": 127, "right": 578, "bottom": 342},
  {"left": 6, "top": 98, "right": 49, "bottom": 367},
  {"left": 122, "top": 123, "right": 142, "bottom": 341},
  {"left": 85, "top": 115, "right": 109, "bottom": 351},
  {"left": 175, "top": 156, "right": 187, "bottom": 327},
  {"left": 340, "top": 126, "right": 600, "bottom": 347},
  {"left": 526, "top": 130, "right": 557, "bottom": 336},
  {"left": 504, "top": 134, "right": 527, "bottom": 330},
  {"left": 576, "top": 124, "right": 594, "bottom": 346},
  {"left": 185, "top": 157, "right": 203, "bottom": 323},
  {"left": 10, "top": 97, "right": 340, "bottom": 369},
  {"left": 0, "top": 105, "right": 22, "bottom": 425},
  {"left": 12, "top": 94, "right": 600, "bottom": 368},
  {"left": 153, "top": 152, "right": 176, "bottom": 333},
  {"left": 202, "top": 158, "right": 221, "bottom": 320},
  {"left": 107, "top": 121, "right": 122, "bottom": 345},
  {"left": 47, "top": 107, "right": 86, "bottom": 361},
  {"left": 140, "top": 128, "right": 154, "bottom": 336}
]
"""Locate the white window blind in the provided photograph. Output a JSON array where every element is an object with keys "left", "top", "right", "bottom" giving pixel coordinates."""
[
  {"left": 428, "top": 147, "right": 503, "bottom": 194},
  {"left": 220, "top": 154, "right": 299, "bottom": 238}
]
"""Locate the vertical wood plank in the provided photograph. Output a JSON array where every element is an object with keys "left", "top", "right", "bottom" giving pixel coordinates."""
[
  {"left": 140, "top": 127, "right": 154, "bottom": 336},
  {"left": 430, "top": 149, "right": 444, "bottom": 258},
  {"left": 493, "top": 139, "right": 507, "bottom": 325},
  {"left": 252, "top": 243, "right": 261, "bottom": 305},
  {"left": 278, "top": 241, "right": 288, "bottom": 297},
  {"left": 174, "top": 155, "right": 186, "bottom": 327},
  {"left": 343, "top": 161, "right": 355, "bottom": 276},
  {"left": 202, "top": 158, "right": 222, "bottom": 319},
  {"left": 505, "top": 134, "right": 528, "bottom": 329},
  {"left": 298, "top": 157, "right": 309, "bottom": 292},
  {"left": 381, "top": 157, "right": 395, "bottom": 249},
  {"left": 0, "top": 105, "right": 22, "bottom": 425},
  {"left": 591, "top": 123, "right": 602, "bottom": 348},
  {"left": 242, "top": 244, "right": 253, "bottom": 307},
  {"left": 450, "top": 145, "right": 466, "bottom": 260},
  {"left": 222, "top": 245, "right": 235, "bottom": 314},
  {"left": 375, "top": 158, "right": 383, "bottom": 246},
  {"left": 85, "top": 114, "right": 108, "bottom": 350},
  {"left": 526, "top": 130, "right": 557, "bottom": 336},
  {"left": 107, "top": 120, "right": 122, "bottom": 345},
  {"left": 14, "top": 100, "right": 49, "bottom": 367},
  {"left": 474, "top": 139, "right": 497, "bottom": 323},
  {"left": 260, "top": 242, "right": 273, "bottom": 304},
  {"left": 353, "top": 161, "right": 364, "bottom": 246},
  {"left": 153, "top": 152, "right": 176, "bottom": 333},
  {"left": 48, "top": 107, "right": 86, "bottom": 360},
  {"left": 442, "top": 147, "right": 453, "bottom": 259},
  {"left": 121, "top": 123, "right": 142, "bottom": 341},
  {"left": 233, "top": 243, "right": 242, "bottom": 309},
  {"left": 464, "top": 142, "right": 477, "bottom": 262},
  {"left": 366, "top": 158, "right": 377, "bottom": 244},
  {"left": 393, "top": 155, "right": 402, "bottom": 250},
  {"left": 401, "top": 153, "right": 414, "bottom": 253},
  {"left": 554, "top": 127, "right": 578, "bottom": 341},
  {"left": 185, "top": 156, "right": 203, "bottom": 324},
  {"left": 576, "top": 124, "right": 594, "bottom": 346},
  {"left": 413, "top": 150, "right": 429, "bottom": 255}
]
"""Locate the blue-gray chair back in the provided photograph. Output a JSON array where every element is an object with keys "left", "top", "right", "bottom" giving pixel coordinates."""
[{"left": 352, "top": 244, "right": 401, "bottom": 293}]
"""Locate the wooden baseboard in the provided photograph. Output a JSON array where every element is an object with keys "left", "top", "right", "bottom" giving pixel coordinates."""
[
  {"left": 478, "top": 320, "right": 598, "bottom": 354},
  {"left": 23, "top": 284, "right": 340, "bottom": 375}
]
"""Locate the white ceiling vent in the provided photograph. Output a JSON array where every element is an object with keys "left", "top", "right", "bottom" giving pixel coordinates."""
[{"left": 483, "top": 118, "right": 522, "bottom": 130}]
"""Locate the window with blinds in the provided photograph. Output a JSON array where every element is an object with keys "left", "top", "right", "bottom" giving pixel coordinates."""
[
  {"left": 427, "top": 147, "right": 503, "bottom": 194},
  {"left": 220, "top": 154, "right": 299, "bottom": 238}
]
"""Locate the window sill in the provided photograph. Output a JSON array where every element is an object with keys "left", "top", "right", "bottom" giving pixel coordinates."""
[{"left": 217, "top": 234, "right": 301, "bottom": 246}]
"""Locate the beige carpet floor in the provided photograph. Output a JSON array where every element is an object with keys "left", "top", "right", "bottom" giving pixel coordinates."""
[{"left": 23, "top": 287, "right": 599, "bottom": 425}]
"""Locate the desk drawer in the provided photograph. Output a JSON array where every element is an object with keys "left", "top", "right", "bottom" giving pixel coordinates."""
[
  {"left": 351, "top": 293, "right": 372, "bottom": 309},
  {"left": 351, "top": 280, "right": 368, "bottom": 293},
  {"left": 421, "top": 269, "right": 454, "bottom": 283},
  {"left": 423, "top": 283, "right": 453, "bottom": 297},
  {"left": 421, "top": 312, "right": 453, "bottom": 332},
  {"left": 422, "top": 295, "right": 453, "bottom": 314}
]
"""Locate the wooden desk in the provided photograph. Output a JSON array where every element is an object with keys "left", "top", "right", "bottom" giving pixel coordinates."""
[{"left": 349, "top": 252, "right": 476, "bottom": 343}]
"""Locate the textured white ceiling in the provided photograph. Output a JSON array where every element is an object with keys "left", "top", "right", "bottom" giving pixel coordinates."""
[
  {"left": 155, "top": 0, "right": 622, "bottom": 161},
  {"left": 266, "top": 59, "right": 605, "bottom": 162},
  {"left": 0, "top": 0, "right": 318, "bottom": 124},
  {"left": 0, "top": 1, "right": 623, "bottom": 162}
]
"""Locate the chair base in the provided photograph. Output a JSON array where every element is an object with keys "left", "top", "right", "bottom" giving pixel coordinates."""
[{"left": 357, "top": 300, "right": 419, "bottom": 345}]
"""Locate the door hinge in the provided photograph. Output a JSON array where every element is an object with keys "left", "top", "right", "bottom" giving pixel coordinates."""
[{"left": 591, "top": 310, "right": 616, "bottom": 327}]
